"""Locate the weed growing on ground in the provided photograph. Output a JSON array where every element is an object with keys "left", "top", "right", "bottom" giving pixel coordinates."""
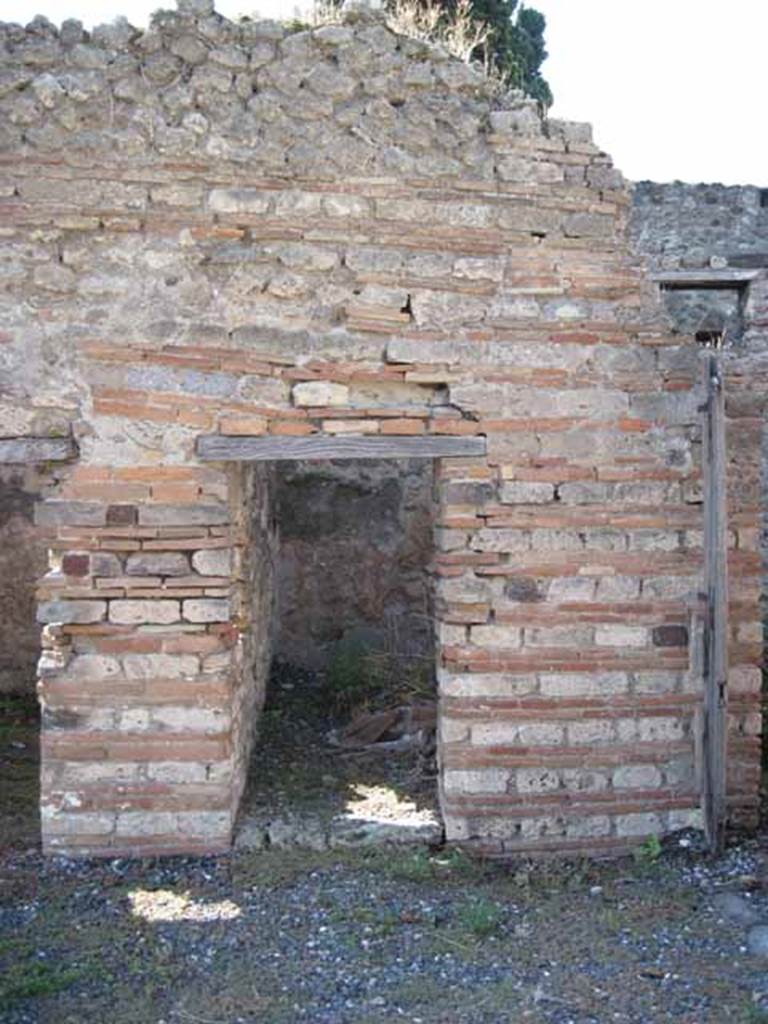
[
  {"left": 324, "top": 638, "right": 382, "bottom": 716},
  {"left": 0, "top": 961, "right": 88, "bottom": 1010},
  {"left": 743, "top": 1005, "right": 768, "bottom": 1024},
  {"left": 456, "top": 895, "right": 503, "bottom": 938},
  {"left": 633, "top": 833, "right": 663, "bottom": 865}
]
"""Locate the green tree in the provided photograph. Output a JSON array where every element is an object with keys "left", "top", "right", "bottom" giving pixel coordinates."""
[{"left": 420, "top": 0, "right": 552, "bottom": 104}]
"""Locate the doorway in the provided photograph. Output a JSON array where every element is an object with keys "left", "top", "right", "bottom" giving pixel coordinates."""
[{"left": 236, "top": 456, "right": 442, "bottom": 850}]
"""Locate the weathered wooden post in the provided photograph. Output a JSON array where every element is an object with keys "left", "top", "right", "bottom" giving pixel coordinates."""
[{"left": 701, "top": 347, "right": 729, "bottom": 854}]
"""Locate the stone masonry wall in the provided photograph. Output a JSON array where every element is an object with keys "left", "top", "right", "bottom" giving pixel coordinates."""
[
  {"left": 0, "top": 1, "right": 762, "bottom": 857},
  {"left": 630, "top": 181, "right": 768, "bottom": 269},
  {"left": 630, "top": 182, "right": 768, "bottom": 343}
]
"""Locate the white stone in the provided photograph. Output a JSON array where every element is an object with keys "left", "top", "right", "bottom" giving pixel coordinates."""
[
  {"left": 292, "top": 381, "right": 349, "bottom": 407},
  {"left": 109, "top": 600, "right": 181, "bottom": 625},
  {"left": 183, "top": 598, "right": 231, "bottom": 623},
  {"left": 208, "top": 188, "right": 270, "bottom": 214},
  {"left": 614, "top": 812, "right": 662, "bottom": 837},
  {"left": 122, "top": 654, "right": 199, "bottom": 679},
  {"left": 500, "top": 481, "right": 554, "bottom": 505},
  {"left": 443, "top": 769, "right": 509, "bottom": 794},
  {"left": 568, "top": 720, "right": 614, "bottom": 744},
  {"left": 192, "top": 548, "right": 232, "bottom": 576},
  {"left": 612, "top": 764, "right": 662, "bottom": 790},
  {"left": 37, "top": 600, "right": 106, "bottom": 624},
  {"left": 595, "top": 625, "right": 648, "bottom": 647},
  {"left": 469, "top": 624, "right": 522, "bottom": 649}
]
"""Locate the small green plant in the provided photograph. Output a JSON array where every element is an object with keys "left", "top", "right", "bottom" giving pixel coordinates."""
[
  {"left": 386, "top": 847, "right": 435, "bottom": 883},
  {"left": 457, "top": 896, "right": 503, "bottom": 938},
  {"left": 324, "top": 638, "right": 381, "bottom": 716},
  {"left": 742, "top": 1003, "right": 768, "bottom": 1024},
  {"left": 633, "top": 833, "right": 663, "bottom": 865},
  {"left": 0, "top": 961, "right": 87, "bottom": 1009}
]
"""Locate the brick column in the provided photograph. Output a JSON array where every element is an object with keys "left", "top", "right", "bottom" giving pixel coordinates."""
[{"left": 35, "top": 464, "right": 266, "bottom": 857}]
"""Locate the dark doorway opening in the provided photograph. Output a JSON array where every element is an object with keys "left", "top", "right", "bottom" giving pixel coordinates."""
[{"left": 236, "top": 458, "right": 442, "bottom": 850}]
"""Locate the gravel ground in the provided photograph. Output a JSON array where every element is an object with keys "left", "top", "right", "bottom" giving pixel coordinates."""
[{"left": 2, "top": 695, "right": 768, "bottom": 1024}]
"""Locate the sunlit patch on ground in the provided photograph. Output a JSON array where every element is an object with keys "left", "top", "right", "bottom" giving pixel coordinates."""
[
  {"left": 128, "top": 888, "right": 241, "bottom": 923},
  {"left": 342, "top": 782, "right": 437, "bottom": 825}
]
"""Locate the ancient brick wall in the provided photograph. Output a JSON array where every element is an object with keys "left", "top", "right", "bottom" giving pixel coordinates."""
[
  {"left": 267, "top": 183, "right": 768, "bottom": 684},
  {"left": 629, "top": 183, "right": 768, "bottom": 819},
  {"left": 0, "top": 1, "right": 761, "bottom": 857}
]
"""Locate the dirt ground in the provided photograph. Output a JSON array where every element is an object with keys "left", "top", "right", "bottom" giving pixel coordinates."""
[
  {"left": 2, "top": 692, "right": 768, "bottom": 1024},
  {"left": 236, "top": 660, "right": 440, "bottom": 849}
]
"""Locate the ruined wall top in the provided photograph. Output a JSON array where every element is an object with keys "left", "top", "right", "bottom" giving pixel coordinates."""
[{"left": 0, "top": 0, "right": 608, "bottom": 184}]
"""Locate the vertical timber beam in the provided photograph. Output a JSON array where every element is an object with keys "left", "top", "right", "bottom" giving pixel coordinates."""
[{"left": 701, "top": 350, "right": 729, "bottom": 854}]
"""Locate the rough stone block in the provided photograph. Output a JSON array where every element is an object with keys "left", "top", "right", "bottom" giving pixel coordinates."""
[
  {"left": 62, "top": 553, "right": 90, "bottom": 577},
  {"left": 106, "top": 505, "right": 138, "bottom": 526},
  {"left": 652, "top": 625, "right": 689, "bottom": 648},
  {"left": 191, "top": 548, "right": 232, "bottom": 576},
  {"left": 443, "top": 769, "right": 509, "bottom": 794},
  {"left": 122, "top": 654, "right": 199, "bottom": 679},
  {"left": 515, "top": 768, "right": 560, "bottom": 794},
  {"left": 499, "top": 481, "right": 554, "bottom": 505},
  {"left": 323, "top": 193, "right": 369, "bottom": 218},
  {"left": 539, "top": 672, "right": 628, "bottom": 698},
  {"left": 138, "top": 504, "right": 229, "bottom": 526},
  {"left": 568, "top": 720, "right": 614, "bottom": 744},
  {"left": 637, "top": 717, "right": 684, "bottom": 743},
  {"left": 517, "top": 722, "right": 565, "bottom": 746},
  {"left": 35, "top": 501, "right": 106, "bottom": 527},
  {"left": 126, "top": 552, "right": 191, "bottom": 576},
  {"left": 567, "top": 816, "right": 611, "bottom": 839},
  {"left": 37, "top": 600, "right": 106, "bottom": 624},
  {"left": 595, "top": 625, "right": 648, "bottom": 648},
  {"left": 91, "top": 553, "right": 123, "bottom": 577},
  {"left": 614, "top": 812, "right": 662, "bottom": 837},
  {"left": 469, "top": 624, "right": 522, "bottom": 649},
  {"left": 612, "top": 765, "right": 662, "bottom": 790},
  {"left": 209, "top": 188, "right": 270, "bottom": 213},
  {"left": 55, "top": 654, "right": 121, "bottom": 681},
  {"left": 470, "top": 529, "right": 529, "bottom": 553}
]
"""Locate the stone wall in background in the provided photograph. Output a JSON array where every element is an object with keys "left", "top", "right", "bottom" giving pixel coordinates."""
[
  {"left": 630, "top": 182, "right": 768, "bottom": 341},
  {"left": 274, "top": 458, "right": 434, "bottom": 669},
  {"left": 630, "top": 182, "right": 768, "bottom": 269},
  {"left": 629, "top": 179, "right": 768, "bottom": 562}
]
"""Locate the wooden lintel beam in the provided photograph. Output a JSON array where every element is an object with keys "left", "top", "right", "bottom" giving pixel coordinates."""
[
  {"left": 197, "top": 433, "right": 486, "bottom": 462},
  {"left": 0, "top": 437, "right": 77, "bottom": 464},
  {"left": 651, "top": 269, "right": 761, "bottom": 289}
]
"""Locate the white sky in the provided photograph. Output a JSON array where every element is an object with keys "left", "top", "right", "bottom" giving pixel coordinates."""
[{"left": 1, "top": 0, "right": 765, "bottom": 185}]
